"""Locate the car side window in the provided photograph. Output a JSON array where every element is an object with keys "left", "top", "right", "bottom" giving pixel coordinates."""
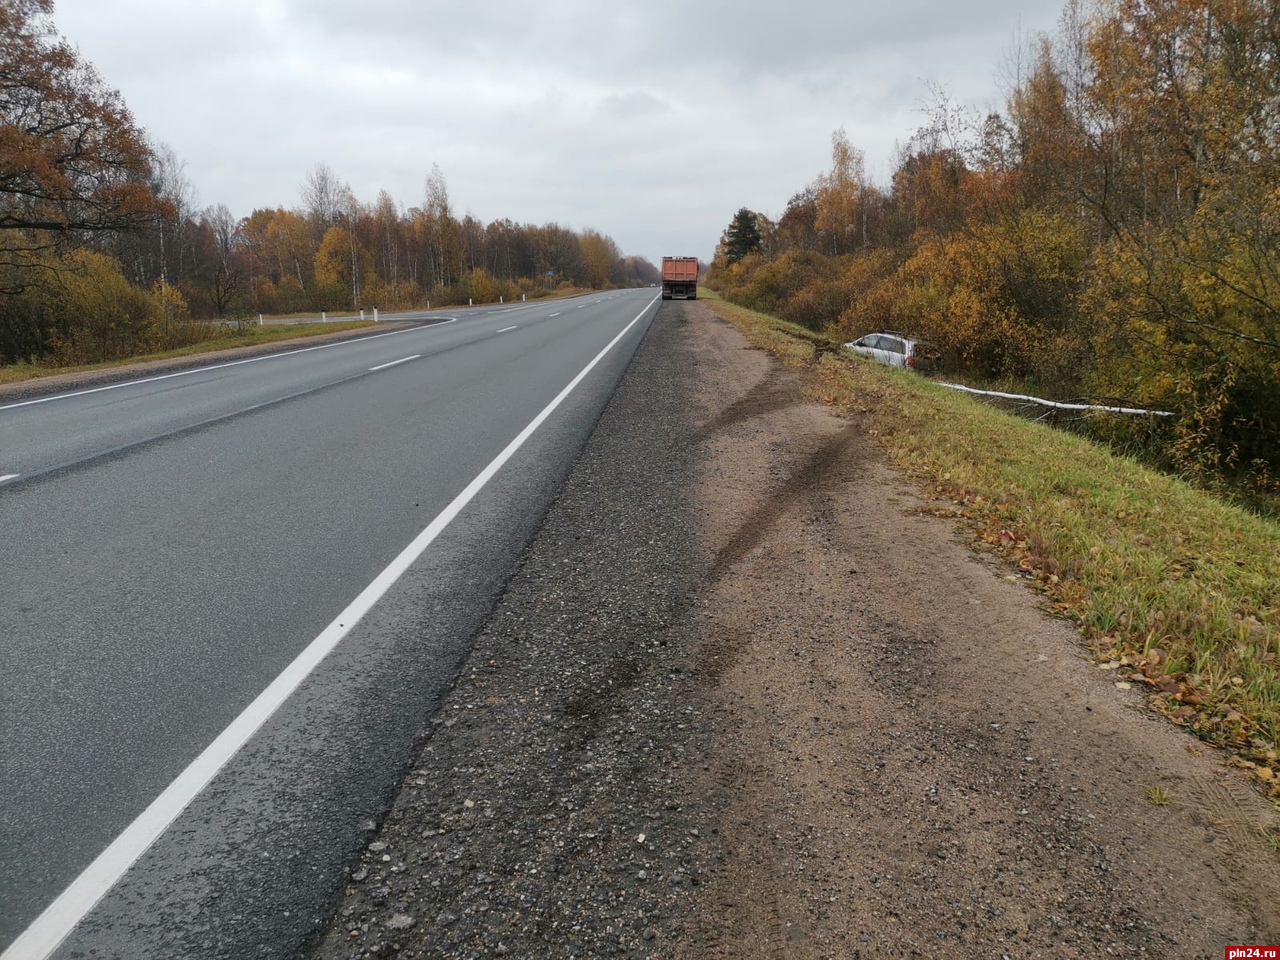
[{"left": 886, "top": 337, "right": 905, "bottom": 354}]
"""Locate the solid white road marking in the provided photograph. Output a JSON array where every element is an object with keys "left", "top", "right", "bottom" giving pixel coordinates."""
[
  {"left": 0, "top": 292, "right": 661, "bottom": 960},
  {"left": 0, "top": 320, "right": 458, "bottom": 412},
  {"left": 497, "top": 326, "right": 518, "bottom": 333},
  {"left": 369, "top": 355, "right": 421, "bottom": 372}
]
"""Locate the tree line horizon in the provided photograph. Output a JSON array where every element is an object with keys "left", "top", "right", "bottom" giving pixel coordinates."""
[
  {"left": 0, "top": 0, "right": 659, "bottom": 368},
  {"left": 707, "top": 0, "right": 1280, "bottom": 504}
]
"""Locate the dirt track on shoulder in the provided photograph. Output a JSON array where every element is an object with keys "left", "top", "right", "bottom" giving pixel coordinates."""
[
  {"left": 314, "top": 302, "right": 1280, "bottom": 960},
  {"left": 677, "top": 303, "right": 1280, "bottom": 958}
]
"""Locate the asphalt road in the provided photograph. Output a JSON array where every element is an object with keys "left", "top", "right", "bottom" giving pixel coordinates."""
[{"left": 0, "top": 289, "right": 660, "bottom": 959}]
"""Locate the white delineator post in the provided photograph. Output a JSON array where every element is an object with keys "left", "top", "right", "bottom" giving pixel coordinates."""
[{"left": 374, "top": 308, "right": 379, "bottom": 322}]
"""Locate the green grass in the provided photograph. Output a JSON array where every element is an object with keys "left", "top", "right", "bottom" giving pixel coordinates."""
[
  {"left": 0, "top": 320, "right": 377, "bottom": 385},
  {"left": 701, "top": 289, "right": 1280, "bottom": 793}
]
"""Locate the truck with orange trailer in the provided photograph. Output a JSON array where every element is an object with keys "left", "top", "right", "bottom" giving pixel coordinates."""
[{"left": 661, "top": 257, "right": 698, "bottom": 300}]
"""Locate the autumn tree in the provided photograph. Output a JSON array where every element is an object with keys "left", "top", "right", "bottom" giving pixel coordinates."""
[
  {"left": 579, "top": 228, "right": 619, "bottom": 288},
  {"left": 620, "top": 255, "right": 660, "bottom": 287},
  {"left": 1076, "top": 0, "right": 1280, "bottom": 478},
  {"left": 776, "top": 187, "right": 820, "bottom": 252},
  {"left": 301, "top": 163, "right": 344, "bottom": 233},
  {"left": 370, "top": 189, "right": 403, "bottom": 302},
  {"left": 105, "top": 140, "right": 198, "bottom": 290},
  {"left": 314, "top": 224, "right": 370, "bottom": 308},
  {"left": 342, "top": 188, "right": 363, "bottom": 308},
  {"left": 0, "top": 0, "right": 166, "bottom": 291},
  {"left": 485, "top": 218, "right": 522, "bottom": 280},
  {"left": 417, "top": 164, "right": 461, "bottom": 290},
  {"left": 529, "top": 222, "right": 584, "bottom": 287},
  {"left": 240, "top": 207, "right": 312, "bottom": 311},
  {"left": 814, "top": 128, "right": 869, "bottom": 254},
  {"left": 198, "top": 203, "right": 241, "bottom": 317}
]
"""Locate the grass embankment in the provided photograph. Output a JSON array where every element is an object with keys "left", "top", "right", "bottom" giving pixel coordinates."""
[
  {"left": 0, "top": 320, "right": 377, "bottom": 386},
  {"left": 701, "top": 289, "right": 1280, "bottom": 793}
]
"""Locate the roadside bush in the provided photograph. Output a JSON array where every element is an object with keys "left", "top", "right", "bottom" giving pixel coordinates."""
[
  {"left": 890, "top": 211, "right": 1089, "bottom": 389},
  {"left": 148, "top": 279, "right": 197, "bottom": 346},
  {"left": 461, "top": 268, "right": 497, "bottom": 304},
  {"left": 711, "top": 250, "right": 846, "bottom": 325},
  {"left": 833, "top": 249, "right": 903, "bottom": 340},
  {"left": 0, "top": 251, "right": 206, "bottom": 365},
  {"left": 0, "top": 248, "right": 61, "bottom": 362},
  {"left": 780, "top": 270, "right": 856, "bottom": 332},
  {"left": 1087, "top": 233, "right": 1280, "bottom": 499},
  {"left": 386, "top": 278, "right": 423, "bottom": 311},
  {"left": 40, "top": 250, "right": 167, "bottom": 364}
]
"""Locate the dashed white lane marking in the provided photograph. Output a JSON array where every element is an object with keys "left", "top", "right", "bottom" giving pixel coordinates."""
[
  {"left": 548, "top": 312, "right": 561, "bottom": 317},
  {"left": 497, "top": 326, "right": 518, "bottom": 333},
  {"left": 0, "top": 323, "right": 460, "bottom": 414},
  {"left": 0, "top": 474, "right": 18, "bottom": 484},
  {"left": 0, "top": 291, "right": 662, "bottom": 960},
  {"left": 369, "top": 355, "right": 421, "bottom": 372}
]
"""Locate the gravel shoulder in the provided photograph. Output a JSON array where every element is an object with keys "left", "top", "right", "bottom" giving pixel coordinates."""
[{"left": 310, "top": 302, "right": 1280, "bottom": 959}]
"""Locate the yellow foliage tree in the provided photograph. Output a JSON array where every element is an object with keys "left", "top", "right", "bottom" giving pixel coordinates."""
[
  {"left": 314, "top": 225, "right": 371, "bottom": 309},
  {"left": 579, "top": 229, "right": 619, "bottom": 289},
  {"left": 814, "top": 128, "right": 867, "bottom": 255}
]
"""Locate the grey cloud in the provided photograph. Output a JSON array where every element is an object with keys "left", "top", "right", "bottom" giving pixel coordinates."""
[
  {"left": 55, "top": 0, "right": 1067, "bottom": 265},
  {"left": 276, "top": 0, "right": 1058, "bottom": 80},
  {"left": 596, "top": 91, "right": 670, "bottom": 120}
]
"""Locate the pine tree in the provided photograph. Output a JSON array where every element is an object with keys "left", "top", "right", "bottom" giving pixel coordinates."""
[{"left": 722, "top": 208, "right": 762, "bottom": 265}]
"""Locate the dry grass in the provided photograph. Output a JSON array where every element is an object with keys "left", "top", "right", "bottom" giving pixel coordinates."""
[{"left": 702, "top": 289, "right": 1280, "bottom": 793}]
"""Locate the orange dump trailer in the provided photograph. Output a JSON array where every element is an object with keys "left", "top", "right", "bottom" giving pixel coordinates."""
[{"left": 661, "top": 257, "right": 698, "bottom": 300}]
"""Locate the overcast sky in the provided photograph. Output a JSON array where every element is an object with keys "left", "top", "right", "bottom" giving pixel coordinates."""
[{"left": 55, "top": 0, "right": 1067, "bottom": 266}]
